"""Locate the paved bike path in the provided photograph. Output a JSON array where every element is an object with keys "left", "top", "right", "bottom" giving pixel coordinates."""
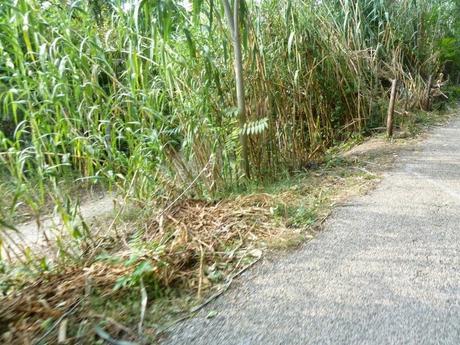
[{"left": 167, "top": 117, "right": 460, "bottom": 345}]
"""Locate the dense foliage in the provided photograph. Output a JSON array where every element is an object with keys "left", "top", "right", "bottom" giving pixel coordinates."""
[{"left": 0, "top": 0, "right": 458, "bottom": 223}]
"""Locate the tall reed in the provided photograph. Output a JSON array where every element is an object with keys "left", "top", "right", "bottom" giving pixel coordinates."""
[{"left": 0, "top": 0, "right": 457, "bottom": 254}]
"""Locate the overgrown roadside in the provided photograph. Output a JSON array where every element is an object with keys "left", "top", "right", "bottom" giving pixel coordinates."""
[{"left": 0, "top": 106, "right": 457, "bottom": 344}]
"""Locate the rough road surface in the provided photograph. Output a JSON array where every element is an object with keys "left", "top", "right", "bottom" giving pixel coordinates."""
[{"left": 167, "top": 117, "right": 460, "bottom": 345}]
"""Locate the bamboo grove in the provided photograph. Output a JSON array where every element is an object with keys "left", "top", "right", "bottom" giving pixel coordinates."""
[{"left": 0, "top": 0, "right": 459, "bottom": 224}]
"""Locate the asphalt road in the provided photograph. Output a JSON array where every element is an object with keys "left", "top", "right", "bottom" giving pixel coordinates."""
[{"left": 166, "top": 117, "right": 460, "bottom": 345}]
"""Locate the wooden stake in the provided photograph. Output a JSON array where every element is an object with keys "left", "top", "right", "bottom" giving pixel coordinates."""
[
  {"left": 387, "top": 79, "right": 397, "bottom": 138},
  {"left": 423, "top": 75, "right": 433, "bottom": 111}
]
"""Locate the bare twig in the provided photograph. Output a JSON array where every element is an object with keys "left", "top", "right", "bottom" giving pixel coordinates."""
[
  {"left": 34, "top": 298, "right": 85, "bottom": 345},
  {"left": 147, "top": 156, "right": 213, "bottom": 241},
  {"left": 158, "top": 256, "right": 261, "bottom": 335},
  {"left": 138, "top": 278, "right": 148, "bottom": 337}
]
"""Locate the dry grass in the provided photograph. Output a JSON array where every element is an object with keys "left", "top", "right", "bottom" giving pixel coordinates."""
[
  {"left": 0, "top": 161, "right": 379, "bottom": 344},
  {"left": 0, "top": 263, "right": 129, "bottom": 344}
]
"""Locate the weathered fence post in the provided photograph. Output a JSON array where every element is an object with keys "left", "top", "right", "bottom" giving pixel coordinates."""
[{"left": 387, "top": 78, "right": 398, "bottom": 138}]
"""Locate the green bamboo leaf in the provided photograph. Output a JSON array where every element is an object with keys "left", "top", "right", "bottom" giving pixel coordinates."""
[
  {"left": 193, "top": 0, "right": 203, "bottom": 24},
  {"left": 184, "top": 28, "right": 196, "bottom": 58},
  {"left": 0, "top": 219, "right": 17, "bottom": 232}
]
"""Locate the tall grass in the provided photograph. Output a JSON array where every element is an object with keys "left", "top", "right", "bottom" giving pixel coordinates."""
[{"left": 0, "top": 0, "right": 458, "bottom": 256}]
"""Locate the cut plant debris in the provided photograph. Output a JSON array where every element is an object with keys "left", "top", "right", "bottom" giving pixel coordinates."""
[{"left": 0, "top": 0, "right": 459, "bottom": 343}]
